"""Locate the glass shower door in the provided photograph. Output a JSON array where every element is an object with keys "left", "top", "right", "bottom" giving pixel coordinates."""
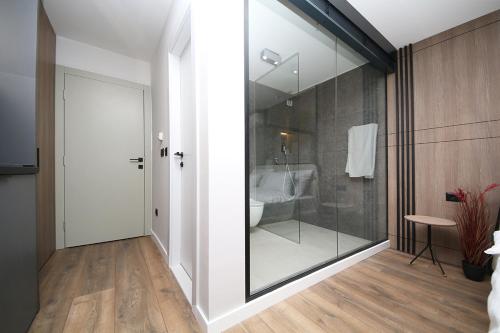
[
  {"left": 247, "top": 0, "right": 387, "bottom": 297},
  {"left": 334, "top": 54, "right": 388, "bottom": 256},
  {"left": 251, "top": 54, "right": 300, "bottom": 244}
]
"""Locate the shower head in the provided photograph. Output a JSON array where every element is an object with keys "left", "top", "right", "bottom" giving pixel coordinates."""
[{"left": 261, "top": 48, "right": 281, "bottom": 66}]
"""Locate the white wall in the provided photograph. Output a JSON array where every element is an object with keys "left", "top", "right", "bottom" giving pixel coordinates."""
[
  {"left": 56, "top": 36, "right": 151, "bottom": 85},
  {"left": 150, "top": 0, "right": 246, "bottom": 326},
  {"left": 150, "top": 0, "right": 191, "bottom": 262},
  {"left": 192, "top": 0, "right": 246, "bottom": 322}
]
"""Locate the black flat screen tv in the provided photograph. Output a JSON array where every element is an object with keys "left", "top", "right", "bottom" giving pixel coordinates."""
[{"left": 0, "top": 0, "right": 38, "bottom": 174}]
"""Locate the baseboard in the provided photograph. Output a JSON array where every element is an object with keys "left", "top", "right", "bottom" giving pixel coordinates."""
[
  {"left": 199, "top": 240, "right": 390, "bottom": 333},
  {"left": 150, "top": 230, "right": 193, "bottom": 304},
  {"left": 150, "top": 230, "right": 169, "bottom": 263},
  {"left": 171, "top": 264, "right": 193, "bottom": 304},
  {"left": 193, "top": 305, "right": 210, "bottom": 333}
]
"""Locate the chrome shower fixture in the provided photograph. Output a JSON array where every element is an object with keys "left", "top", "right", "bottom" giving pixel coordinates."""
[
  {"left": 261, "top": 48, "right": 281, "bottom": 66},
  {"left": 280, "top": 132, "right": 289, "bottom": 154}
]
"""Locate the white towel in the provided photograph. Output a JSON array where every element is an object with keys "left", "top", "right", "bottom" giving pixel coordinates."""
[{"left": 345, "top": 123, "right": 378, "bottom": 178}]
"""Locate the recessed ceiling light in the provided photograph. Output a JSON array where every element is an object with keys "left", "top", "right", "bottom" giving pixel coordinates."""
[{"left": 292, "top": 69, "right": 298, "bottom": 75}]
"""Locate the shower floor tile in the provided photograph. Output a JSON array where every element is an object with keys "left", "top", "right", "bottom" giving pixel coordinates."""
[{"left": 250, "top": 220, "right": 370, "bottom": 293}]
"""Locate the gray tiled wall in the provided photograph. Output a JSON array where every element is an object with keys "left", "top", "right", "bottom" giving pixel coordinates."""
[{"left": 249, "top": 63, "right": 387, "bottom": 241}]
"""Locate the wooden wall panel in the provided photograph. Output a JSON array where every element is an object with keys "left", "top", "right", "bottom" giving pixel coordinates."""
[
  {"left": 387, "top": 73, "right": 398, "bottom": 248},
  {"left": 413, "top": 10, "right": 500, "bottom": 52},
  {"left": 414, "top": 121, "right": 496, "bottom": 144},
  {"left": 36, "top": 2, "right": 56, "bottom": 269},
  {"left": 387, "top": 145, "right": 397, "bottom": 239},
  {"left": 388, "top": 10, "right": 500, "bottom": 265},
  {"left": 414, "top": 138, "right": 500, "bottom": 264},
  {"left": 386, "top": 73, "right": 396, "bottom": 134},
  {"left": 413, "top": 19, "right": 500, "bottom": 130}
]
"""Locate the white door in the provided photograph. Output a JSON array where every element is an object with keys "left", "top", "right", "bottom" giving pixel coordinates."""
[
  {"left": 64, "top": 74, "right": 145, "bottom": 247},
  {"left": 178, "top": 42, "right": 196, "bottom": 278}
]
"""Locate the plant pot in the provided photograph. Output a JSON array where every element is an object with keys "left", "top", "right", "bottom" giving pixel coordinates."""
[{"left": 462, "top": 260, "right": 485, "bottom": 282}]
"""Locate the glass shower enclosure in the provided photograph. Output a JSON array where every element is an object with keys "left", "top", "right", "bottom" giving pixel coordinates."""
[{"left": 247, "top": 0, "right": 388, "bottom": 296}]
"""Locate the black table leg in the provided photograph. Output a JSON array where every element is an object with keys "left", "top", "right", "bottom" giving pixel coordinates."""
[
  {"left": 409, "top": 225, "right": 446, "bottom": 276},
  {"left": 428, "top": 225, "right": 436, "bottom": 264},
  {"left": 410, "top": 243, "right": 428, "bottom": 265}
]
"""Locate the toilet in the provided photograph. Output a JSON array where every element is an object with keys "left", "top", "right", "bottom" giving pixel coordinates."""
[{"left": 249, "top": 198, "right": 264, "bottom": 227}]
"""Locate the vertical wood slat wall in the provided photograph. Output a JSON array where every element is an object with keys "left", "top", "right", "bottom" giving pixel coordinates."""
[
  {"left": 388, "top": 10, "right": 500, "bottom": 265},
  {"left": 395, "top": 46, "right": 416, "bottom": 255}
]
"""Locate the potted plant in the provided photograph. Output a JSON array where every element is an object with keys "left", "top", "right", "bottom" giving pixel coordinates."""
[{"left": 453, "top": 183, "right": 499, "bottom": 281}]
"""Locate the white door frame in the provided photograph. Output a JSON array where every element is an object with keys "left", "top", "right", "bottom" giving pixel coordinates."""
[
  {"left": 54, "top": 66, "right": 153, "bottom": 249},
  {"left": 168, "top": 8, "right": 197, "bottom": 305}
]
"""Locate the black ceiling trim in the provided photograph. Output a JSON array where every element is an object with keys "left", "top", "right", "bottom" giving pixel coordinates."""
[
  {"left": 287, "top": 0, "right": 396, "bottom": 73},
  {"left": 327, "top": 0, "right": 396, "bottom": 54}
]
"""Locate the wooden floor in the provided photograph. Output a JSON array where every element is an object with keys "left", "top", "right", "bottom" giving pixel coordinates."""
[
  {"left": 30, "top": 238, "right": 491, "bottom": 333},
  {"left": 29, "top": 237, "right": 200, "bottom": 333},
  {"left": 227, "top": 249, "right": 491, "bottom": 333}
]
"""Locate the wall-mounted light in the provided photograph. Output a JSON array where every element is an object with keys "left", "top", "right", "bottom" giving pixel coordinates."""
[
  {"left": 261, "top": 48, "right": 281, "bottom": 66},
  {"left": 157, "top": 131, "right": 165, "bottom": 142},
  {"left": 280, "top": 132, "right": 289, "bottom": 153}
]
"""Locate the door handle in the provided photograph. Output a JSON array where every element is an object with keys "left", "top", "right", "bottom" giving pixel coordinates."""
[
  {"left": 174, "top": 152, "right": 184, "bottom": 158},
  {"left": 129, "top": 157, "right": 144, "bottom": 162}
]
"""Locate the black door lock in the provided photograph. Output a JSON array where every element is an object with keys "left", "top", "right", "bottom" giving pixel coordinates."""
[
  {"left": 180, "top": 162, "right": 184, "bottom": 168},
  {"left": 174, "top": 152, "right": 184, "bottom": 158}
]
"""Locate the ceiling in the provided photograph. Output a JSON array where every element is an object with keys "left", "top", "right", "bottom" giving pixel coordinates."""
[
  {"left": 42, "top": 0, "right": 173, "bottom": 61},
  {"left": 250, "top": 0, "right": 500, "bottom": 94},
  {"left": 249, "top": 0, "right": 367, "bottom": 94},
  {"left": 345, "top": 0, "right": 500, "bottom": 48},
  {"left": 42, "top": 0, "right": 500, "bottom": 68}
]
